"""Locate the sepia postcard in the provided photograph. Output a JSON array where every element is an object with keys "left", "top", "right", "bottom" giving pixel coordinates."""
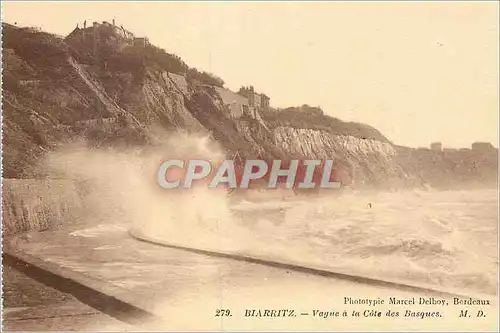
[{"left": 1, "top": 0, "right": 499, "bottom": 331}]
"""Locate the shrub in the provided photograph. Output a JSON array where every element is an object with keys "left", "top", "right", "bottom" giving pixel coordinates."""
[
  {"left": 187, "top": 68, "right": 224, "bottom": 87},
  {"left": 261, "top": 107, "right": 389, "bottom": 143}
]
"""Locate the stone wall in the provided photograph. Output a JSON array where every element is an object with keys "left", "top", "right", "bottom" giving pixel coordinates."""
[{"left": 2, "top": 179, "right": 83, "bottom": 235}]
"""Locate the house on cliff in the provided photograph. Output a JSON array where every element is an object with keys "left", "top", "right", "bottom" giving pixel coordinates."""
[
  {"left": 215, "top": 87, "right": 249, "bottom": 119},
  {"left": 215, "top": 86, "right": 266, "bottom": 120},
  {"left": 65, "top": 20, "right": 145, "bottom": 56},
  {"left": 471, "top": 142, "right": 496, "bottom": 151},
  {"left": 133, "top": 37, "right": 149, "bottom": 47},
  {"left": 238, "top": 86, "right": 270, "bottom": 113},
  {"left": 430, "top": 142, "right": 442, "bottom": 151}
]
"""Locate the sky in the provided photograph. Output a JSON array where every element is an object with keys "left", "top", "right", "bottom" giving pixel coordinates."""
[{"left": 2, "top": 1, "right": 498, "bottom": 148}]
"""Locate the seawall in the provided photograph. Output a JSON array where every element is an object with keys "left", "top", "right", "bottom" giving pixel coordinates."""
[{"left": 2, "top": 178, "right": 83, "bottom": 235}]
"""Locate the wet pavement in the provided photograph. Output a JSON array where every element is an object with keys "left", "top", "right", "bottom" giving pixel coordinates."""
[
  {"left": 1, "top": 265, "right": 130, "bottom": 331},
  {"left": 3, "top": 217, "right": 498, "bottom": 331}
]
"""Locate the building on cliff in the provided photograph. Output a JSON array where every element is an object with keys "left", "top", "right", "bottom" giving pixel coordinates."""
[
  {"left": 215, "top": 86, "right": 258, "bottom": 119},
  {"left": 238, "top": 86, "right": 270, "bottom": 113},
  {"left": 133, "top": 37, "right": 149, "bottom": 47},
  {"left": 471, "top": 142, "right": 496, "bottom": 151},
  {"left": 430, "top": 142, "right": 443, "bottom": 151},
  {"left": 66, "top": 20, "right": 145, "bottom": 55}
]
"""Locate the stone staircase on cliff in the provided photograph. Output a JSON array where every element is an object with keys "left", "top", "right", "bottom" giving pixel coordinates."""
[{"left": 67, "top": 57, "right": 150, "bottom": 136}]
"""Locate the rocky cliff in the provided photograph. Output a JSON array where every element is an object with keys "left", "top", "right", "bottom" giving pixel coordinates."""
[{"left": 2, "top": 22, "right": 498, "bottom": 190}]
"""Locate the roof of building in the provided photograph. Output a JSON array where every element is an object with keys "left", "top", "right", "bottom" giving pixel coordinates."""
[{"left": 215, "top": 87, "right": 249, "bottom": 106}]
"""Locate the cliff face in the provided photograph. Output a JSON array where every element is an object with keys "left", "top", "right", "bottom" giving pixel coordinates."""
[
  {"left": 272, "top": 127, "right": 411, "bottom": 188},
  {"left": 394, "top": 146, "right": 498, "bottom": 190},
  {"left": 2, "top": 22, "right": 497, "bottom": 190},
  {"left": 269, "top": 126, "right": 498, "bottom": 189}
]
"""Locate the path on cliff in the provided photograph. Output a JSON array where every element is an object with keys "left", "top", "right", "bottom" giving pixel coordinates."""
[{"left": 67, "top": 57, "right": 149, "bottom": 135}]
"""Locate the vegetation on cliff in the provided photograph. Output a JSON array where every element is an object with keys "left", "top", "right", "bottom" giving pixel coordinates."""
[
  {"left": 262, "top": 106, "right": 390, "bottom": 143},
  {"left": 1, "top": 22, "right": 497, "bottom": 190}
]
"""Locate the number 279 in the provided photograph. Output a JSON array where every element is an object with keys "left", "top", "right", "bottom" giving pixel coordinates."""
[{"left": 215, "top": 309, "right": 231, "bottom": 317}]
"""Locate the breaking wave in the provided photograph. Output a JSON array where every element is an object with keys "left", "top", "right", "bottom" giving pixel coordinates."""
[{"left": 41, "top": 133, "right": 498, "bottom": 297}]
